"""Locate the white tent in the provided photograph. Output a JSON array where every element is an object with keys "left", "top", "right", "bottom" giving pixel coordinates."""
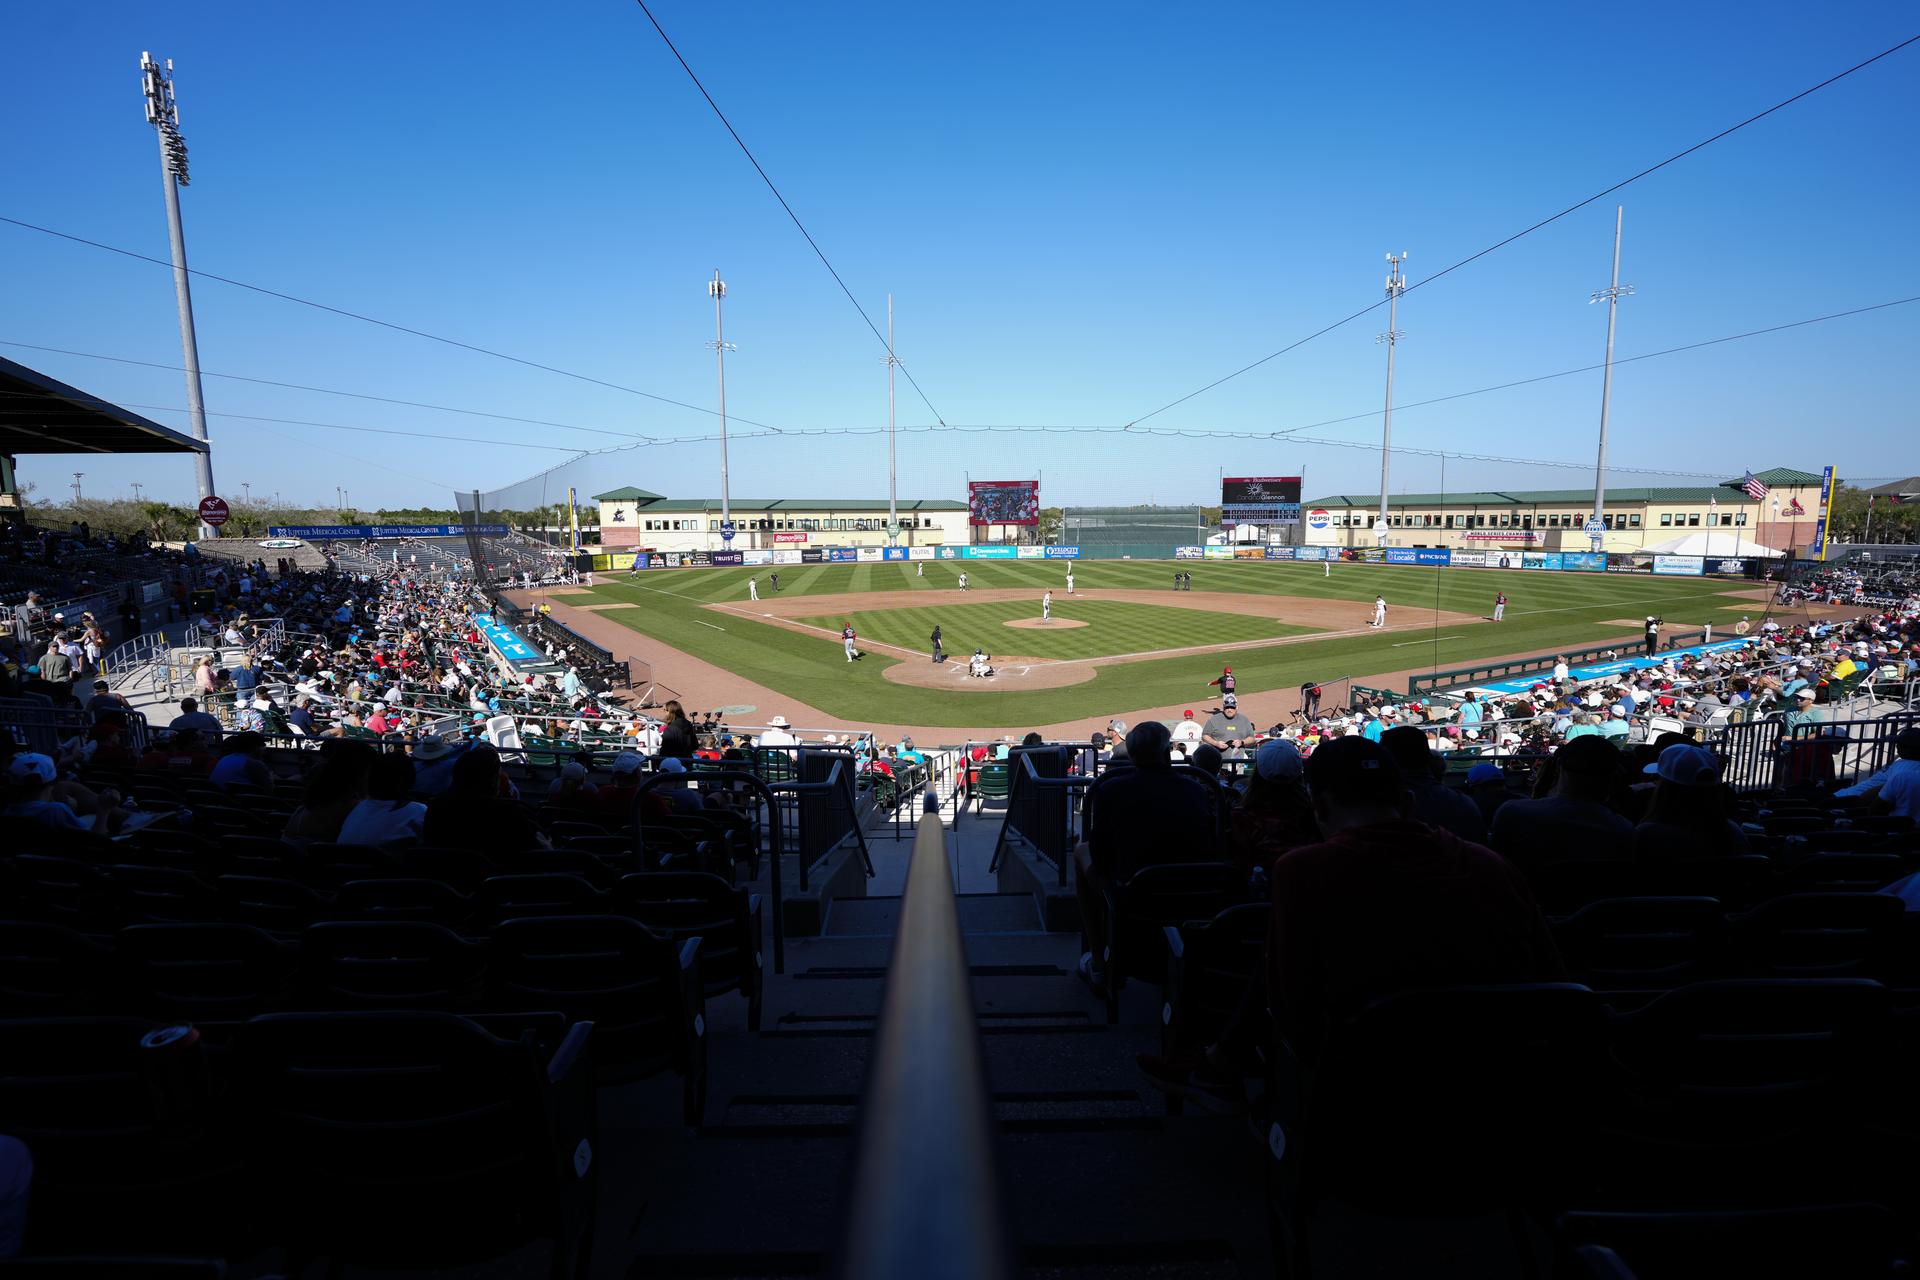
[{"left": 1638, "top": 530, "right": 1785, "bottom": 558}]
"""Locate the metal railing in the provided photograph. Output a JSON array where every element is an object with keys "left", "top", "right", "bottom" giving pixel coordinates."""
[
  {"left": 99, "top": 631, "right": 172, "bottom": 693},
  {"left": 840, "top": 799, "right": 1010, "bottom": 1280},
  {"left": 0, "top": 699, "right": 154, "bottom": 755},
  {"left": 1709, "top": 711, "right": 1920, "bottom": 793},
  {"left": 1407, "top": 630, "right": 1718, "bottom": 697},
  {"left": 988, "top": 747, "right": 1094, "bottom": 886}
]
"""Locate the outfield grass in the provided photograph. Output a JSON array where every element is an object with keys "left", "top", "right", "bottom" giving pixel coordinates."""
[
  {"left": 570, "top": 559, "right": 1766, "bottom": 727},
  {"left": 791, "top": 598, "right": 1316, "bottom": 661}
]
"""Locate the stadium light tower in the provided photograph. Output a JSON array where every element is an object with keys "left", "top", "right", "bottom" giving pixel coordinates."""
[
  {"left": 1376, "top": 253, "right": 1407, "bottom": 546},
  {"left": 141, "top": 52, "right": 219, "bottom": 539},
  {"left": 707, "top": 270, "right": 735, "bottom": 543},
  {"left": 884, "top": 293, "right": 899, "bottom": 545},
  {"left": 1587, "top": 206, "right": 1634, "bottom": 553}
]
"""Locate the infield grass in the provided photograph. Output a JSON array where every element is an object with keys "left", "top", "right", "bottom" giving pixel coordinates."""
[{"left": 791, "top": 599, "right": 1316, "bottom": 661}]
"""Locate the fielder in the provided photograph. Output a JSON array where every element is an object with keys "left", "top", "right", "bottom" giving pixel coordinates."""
[
  {"left": 1492, "top": 591, "right": 1506, "bottom": 622},
  {"left": 958, "top": 572, "right": 969, "bottom": 591},
  {"left": 1065, "top": 567, "right": 1075, "bottom": 594},
  {"left": 1371, "top": 595, "right": 1387, "bottom": 628},
  {"left": 1042, "top": 590, "right": 1052, "bottom": 621},
  {"left": 842, "top": 623, "right": 859, "bottom": 662},
  {"left": 748, "top": 576, "right": 759, "bottom": 602}
]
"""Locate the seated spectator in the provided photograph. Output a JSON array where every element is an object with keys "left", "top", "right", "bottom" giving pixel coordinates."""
[
  {"left": 423, "top": 744, "right": 546, "bottom": 860},
  {"left": 209, "top": 731, "right": 274, "bottom": 792},
  {"left": 82, "top": 679, "right": 130, "bottom": 720},
  {"left": 138, "top": 728, "right": 217, "bottom": 776},
  {"left": 1488, "top": 735, "right": 1634, "bottom": 879},
  {"left": 1075, "top": 721, "right": 1215, "bottom": 995},
  {"left": 1463, "top": 761, "right": 1514, "bottom": 827},
  {"left": 283, "top": 740, "right": 377, "bottom": 846},
  {"left": 546, "top": 760, "right": 593, "bottom": 805},
  {"left": 586, "top": 749, "right": 646, "bottom": 818},
  {"left": 1867, "top": 727, "right": 1920, "bottom": 822},
  {"left": 5, "top": 751, "right": 126, "bottom": 835},
  {"left": 1631, "top": 743, "right": 1749, "bottom": 859},
  {"left": 643, "top": 756, "right": 709, "bottom": 818},
  {"left": 337, "top": 751, "right": 429, "bottom": 848},
  {"left": 169, "top": 696, "right": 225, "bottom": 741},
  {"left": 1230, "top": 739, "right": 1319, "bottom": 868},
  {"left": 1380, "top": 726, "right": 1489, "bottom": 844},
  {"left": 1267, "top": 736, "right": 1563, "bottom": 1062}
]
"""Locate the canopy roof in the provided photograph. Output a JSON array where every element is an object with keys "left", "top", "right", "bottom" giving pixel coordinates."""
[
  {"left": 0, "top": 356, "right": 208, "bottom": 455},
  {"left": 1639, "top": 530, "right": 1785, "bottom": 558}
]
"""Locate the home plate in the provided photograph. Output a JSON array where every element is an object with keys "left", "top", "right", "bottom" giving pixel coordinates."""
[{"left": 1393, "top": 636, "right": 1463, "bottom": 646}]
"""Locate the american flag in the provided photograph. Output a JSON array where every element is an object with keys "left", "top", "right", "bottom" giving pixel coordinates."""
[{"left": 1741, "top": 472, "right": 1769, "bottom": 501}]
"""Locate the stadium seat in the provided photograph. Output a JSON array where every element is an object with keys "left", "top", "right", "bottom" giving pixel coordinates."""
[
  {"left": 1778, "top": 853, "right": 1908, "bottom": 893},
  {"left": 1557, "top": 1203, "right": 1909, "bottom": 1280},
  {"left": 115, "top": 923, "right": 295, "bottom": 1022},
  {"left": 485, "top": 914, "right": 706, "bottom": 1122},
  {"left": 233, "top": 1010, "right": 596, "bottom": 1276},
  {"left": 1159, "top": 902, "right": 1267, "bottom": 1111},
  {"left": 301, "top": 841, "right": 405, "bottom": 889},
  {"left": 615, "top": 870, "right": 764, "bottom": 1030},
  {"left": 298, "top": 920, "right": 487, "bottom": 1012},
  {"left": 1269, "top": 985, "right": 1607, "bottom": 1270},
  {"left": 476, "top": 872, "right": 610, "bottom": 924},
  {"left": 107, "top": 865, "right": 221, "bottom": 927},
  {"left": 398, "top": 843, "right": 501, "bottom": 890},
  {"left": 8, "top": 855, "right": 108, "bottom": 927},
  {"left": 0, "top": 920, "right": 111, "bottom": 1016},
  {"left": 1551, "top": 898, "right": 1726, "bottom": 992},
  {"left": 1726, "top": 893, "right": 1903, "bottom": 979},
  {"left": 337, "top": 876, "right": 475, "bottom": 928},
  {"left": 211, "top": 875, "right": 331, "bottom": 935},
  {"left": 1098, "top": 862, "right": 1247, "bottom": 1024}
]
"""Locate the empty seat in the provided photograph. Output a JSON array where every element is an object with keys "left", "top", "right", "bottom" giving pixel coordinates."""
[
  {"left": 115, "top": 923, "right": 295, "bottom": 1022},
  {"left": 615, "top": 871, "right": 764, "bottom": 1030},
  {"left": 1780, "top": 854, "right": 1908, "bottom": 894},
  {"left": 1558, "top": 1203, "right": 1907, "bottom": 1280},
  {"left": 1727, "top": 893, "right": 1903, "bottom": 979},
  {"left": 1159, "top": 902, "right": 1267, "bottom": 1106},
  {"left": 486, "top": 914, "right": 705, "bottom": 1122},
  {"left": 476, "top": 873, "right": 609, "bottom": 925},
  {"left": 299, "top": 921, "right": 487, "bottom": 1012},
  {"left": 1553, "top": 898, "right": 1726, "bottom": 991},
  {"left": 0, "top": 920, "right": 111, "bottom": 1016},
  {"left": 107, "top": 865, "right": 220, "bottom": 927},
  {"left": 301, "top": 842, "right": 405, "bottom": 888},
  {"left": 234, "top": 1010, "right": 595, "bottom": 1274},
  {"left": 1098, "top": 862, "right": 1248, "bottom": 1024},
  {"left": 338, "top": 877, "right": 474, "bottom": 928},
  {"left": 211, "top": 875, "right": 331, "bottom": 934}
]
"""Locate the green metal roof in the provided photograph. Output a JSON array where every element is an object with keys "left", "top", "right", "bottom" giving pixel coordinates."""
[
  {"left": 628, "top": 497, "right": 968, "bottom": 513},
  {"left": 591, "top": 487, "right": 666, "bottom": 501},
  {"left": 1304, "top": 486, "right": 1756, "bottom": 508},
  {"left": 1742, "top": 467, "right": 1826, "bottom": 486}
]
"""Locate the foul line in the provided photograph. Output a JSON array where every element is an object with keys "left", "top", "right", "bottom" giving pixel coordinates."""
[{"left": 1395, "top": 636, "right": 1464, "bottom": 646}]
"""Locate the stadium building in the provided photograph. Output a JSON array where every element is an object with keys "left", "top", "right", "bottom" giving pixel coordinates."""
[
  {"left": 1302, "top": 466, "right": 1829, "bottom": 555},
  {"left": 593, "top": 488, "right": 970, "bottom": 552}
]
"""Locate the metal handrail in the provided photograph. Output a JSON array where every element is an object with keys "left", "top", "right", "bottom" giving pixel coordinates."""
[
  {"left": 988, "top": 748, "right": 1093, "bottom": 884},
  {"left": 840, "top": 799, "right": 1010, "bottom": 1280}
]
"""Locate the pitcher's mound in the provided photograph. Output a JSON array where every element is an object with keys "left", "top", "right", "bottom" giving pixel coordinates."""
[{"left": 1004, "top": 617, "right": 1087, "bottom": 630}]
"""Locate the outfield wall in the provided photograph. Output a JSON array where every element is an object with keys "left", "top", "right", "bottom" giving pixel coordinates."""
[{"left": 586, "top": 542, "right": 1772, "bottom": 581}]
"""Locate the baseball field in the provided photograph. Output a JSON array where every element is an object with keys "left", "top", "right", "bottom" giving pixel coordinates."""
[{"left": 530, "top": 557, "right": 1774, "bottom": 734}]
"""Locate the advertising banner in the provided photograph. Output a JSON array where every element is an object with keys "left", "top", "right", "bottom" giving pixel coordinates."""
[
  {"left": 1174, "top": 546, "right": 1204, "bottom": 559},
  {"left": 1484, "top": 550, "right": 1523, "bottom": 569},
  {"left": 1305, "top": 508, "right": 1333, "bottom": 532},
  {"left": 711, "top": 550, "right": 744, "bottom": 567},
  {"left": 1016, "top": 545, "right": 1047, "bottom": 559},
  {"left": 962, "top": 545, "right": 1018, "bottom": 559},
  {"left": 590, "top": 555, "right": 610, "bottom": 571},
  {"left": 1522, "top": 552, "right": 1564, "bottom": 571},
  {"left": 1462, "top": 530, "right": 1544, "bottom": 543},
  {"left": 1264, "top": 546, "right": 1297, "bottom": 560},
  {"left": 269, "top": 523, "right": 507, "bottom": 540},
  {"left": 1359, "top": 548, "right": 1385, "bottom": 564},
  {"left": 772, "top": 532, "right": 809, "bottom": 544},
  {"left": 800, "top": 548, "right": 825, "bottom": 564},
  {"left": 1292, "top": 545, "right": 1327, "bottom": 561},
  {"left": 1811, "top": 464, "right": 1835, "bottom": 561},
  {"left": 967, "top": 480, "right": 1040, "bottom": 526},
  {"left": 1203, "top": 546, "right": 1234, "bottom": 560},
  {"left": 907, "top": 546, "right": 937, "bottom": 560},
  {"left": 1221, "top": 476, "right": 1303, "bottom": 525},
  {"left": 473, "top": 614, "right": 542, "bottom": 667},
  {"left": 1706, "top": 557, "right": 1747, "bottom": 576},
  {"left": 881, "top": 547, "right": 910, "bottom": 561},
  {"left": 1384, "top": 548, "right": 1419, "bottom": 565},
  {"left": 1448, "top": 549, "right": 1486, "bottom": 567},
  {"left": 1414, "top": 549, "right": 1451, "bottom": 566},
  {"left": 772, "top": 549, "right": 802, "bottom": 564},
  {"left": 855, "top": 547, "right": 884, "bottom": 563},
  {"left": 743, "top": 549, "right": 773, "bottom": 565},
  {"left": 1234, "top": 546, "right": 1267, "bottom": 559},
  {"left": 828, "top": 548, "right": 861, "bottom": 563},
  {"left": 1652, "top": 555, "right": 1705, "bottom": 577},
  {"left": 684, "top": 551, "right": 713, "bottom": 568},
  {"left": 937, "top": 546, "right": 961, "bottom": 559},
  {"left": 1561, "top": 551, "right": 1607, "bottom": 572},
  {"left": 605, "top": 552, "right": 637, "bottom": 570},
  {"left": 1043, "top": 545, "right": 1080, "bottom": 559}
]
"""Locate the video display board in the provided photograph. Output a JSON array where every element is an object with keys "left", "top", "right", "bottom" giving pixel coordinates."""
[
  {"left": 968, "top": 480, "right": 1040, "bottom": 526},
  {"left": 1221, "top": 476, "right": 1302, "bottom": 525}
]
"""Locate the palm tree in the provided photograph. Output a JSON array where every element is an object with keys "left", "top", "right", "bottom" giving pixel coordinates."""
[{"left": 141, "top": 501, "right": 177, "bottom": 541}]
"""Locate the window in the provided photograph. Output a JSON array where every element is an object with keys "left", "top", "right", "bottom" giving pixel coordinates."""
[
  {"left": 1734, "top": 512, "right": 1748, "bottom": 526},
  {"left": 1629, "top": 514, "right": 1641, "bottom": 528},
  {"left": 1688, "top": 513, "right": 1701, "bottom": 527},
  {"left": 1661, "top": 514, "right": 1673, "bottom": 527}
]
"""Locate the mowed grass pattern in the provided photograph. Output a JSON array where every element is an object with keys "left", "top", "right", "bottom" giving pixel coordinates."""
[
  {"left": 790, "top": 599, "right": 1315, "bottom": 661},
  {"left": 569, "top": 559, "right": 1770, "bottom": 727}
]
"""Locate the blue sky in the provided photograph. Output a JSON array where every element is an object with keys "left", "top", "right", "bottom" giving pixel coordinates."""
[{"left": 6, "top": 3, "right": 1916, "bottom": 512}]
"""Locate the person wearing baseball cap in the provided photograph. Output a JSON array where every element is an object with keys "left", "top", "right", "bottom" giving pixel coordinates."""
[
  {"left": 5, "top": 751, "right": 125, "bottom": 834},
  {"left": 1170, "top": 708, "right": 1204, "bottom": 755},
  {"left": 1783, "top": 685, "right": 1825, "bottom": 736},
  {"left": 1631, "top": 742, "right": 1749, "bottom": 858},
  {"left": 1228, "top": 739, "right": 1318, "bottom": 867},
  {"left": 1488, "top": 735, "right": 1635, "bottom": 882},
  {"left": 1379, "top": 726, "right": 1488, "bottom": 844}
]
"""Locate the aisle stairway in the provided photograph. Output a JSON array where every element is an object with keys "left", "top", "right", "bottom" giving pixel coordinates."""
[{"left": 609, "top": 797, "right": 1272, "bottom": 1279}]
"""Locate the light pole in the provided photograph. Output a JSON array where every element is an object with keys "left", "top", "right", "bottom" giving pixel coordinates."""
[
  {"left": 1587, "top": 206, "right": 1634, "bottom": 552},
  {"left": 131, "top": 481, "right": 143, "bottom": 502},
  {"left": 884, "top": 293, "right": 899, "bottom": 545},
  {"left": 1376, "top": 253, "right": 1407, "bottom": 546},
  {"left": 141, "top": 52, "right": 218, "bottom": 538},
  {"left": 72, "top": 473, "right": 84, "bottom": 504},
  {"left": 707, "top": 270, "right": 735, "bottom": 546}
]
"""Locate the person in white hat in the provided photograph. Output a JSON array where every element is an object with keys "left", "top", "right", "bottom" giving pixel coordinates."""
[{"left": 759, "top": 715, "right": 797, "bottom": 748}]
